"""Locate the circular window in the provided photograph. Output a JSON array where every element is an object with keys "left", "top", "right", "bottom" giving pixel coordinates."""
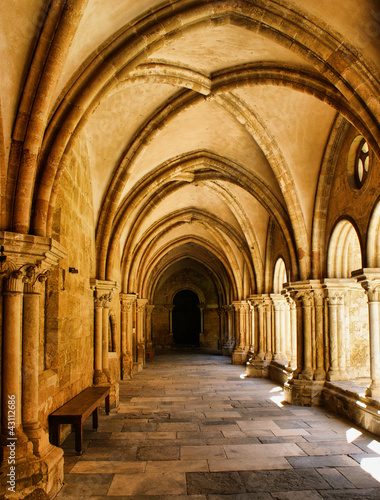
[
  {"left": 355, "top": 138, "right": 370, "bottom": 186},
  {"left": 347, "top": 135, "right": 371, "bottom": 190}
]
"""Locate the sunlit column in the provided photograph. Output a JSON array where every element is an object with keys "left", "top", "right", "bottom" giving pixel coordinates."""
[{"left": 353, "top": 270, "right": 380, "bottom": 397}]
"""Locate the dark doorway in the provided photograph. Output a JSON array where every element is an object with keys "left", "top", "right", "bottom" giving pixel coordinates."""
[{"left": 172, "top": 290, "right": 201, "bottom": 346}]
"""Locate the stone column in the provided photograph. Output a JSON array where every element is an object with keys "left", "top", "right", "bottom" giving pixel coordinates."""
[
  {"left": 102, "top": 299, "right": 111, "bottom": 382},
  {"left": 284, "top": 281, "right": 325, "bottom": 407},
  {"left": 262, "top": 295, "right": 273, "bottom": 360},
  {"left": 146, "top": 305, "right": 155, "bottom": 350},
  {"left": 136, "top": 298, "right": 148, "bottom": 368},
  {"left": 0, "top": 232, "right": 66, "bottom": 498},
  {"left": 90, "top": 280, "right": 118, "bottom": 403},
  {"left": 199, "top": 305, "right": 204, "bottom": 345},
  {"left": 284, "top": 293, "right": 297, "bottom": 369},
  {"left": 231, "top": 301, "right": 249, "bottom": 365},
  {"left": 313, "top": 290, "right": 326, "bottom": 380},
  {"left": 323, "top": 280, "right": 348, "bottom": 381},
  {"left": 353, "top": 269, "right": 380, "bottom": 397},
  {"left": 1, "top": 267, "right": 28, "bottom": 443},
  {"left": 270, "top": 294, "right": 287, "bottom": 361},
  {"left": 22, "top": 266, "right": 51, "bottom": 454},
  {"left": 217, "top": 307, "right": 226, "bottom": 350},
  {"left": 166, "top": 304, "right": 175, "bottom": 345},
  {"left": 222, "top": 305, "right": 235, "bottom": 355},
  {"left": 119, "top": 293, "right": 136, "bottom": 379},
  {"left": 246, "top": 295, "right": 271, "bottom": 377},
  {"left": 93, "top": 295, "right": 106, "bottom": 384}
]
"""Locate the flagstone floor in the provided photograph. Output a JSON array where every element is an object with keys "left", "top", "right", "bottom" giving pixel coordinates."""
[{"left": 56, "top": 350, "right": 380, "bottom": 499}]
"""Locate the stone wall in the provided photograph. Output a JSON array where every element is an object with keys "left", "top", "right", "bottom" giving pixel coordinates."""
[{"left": 39, "top": 138, "right": 96, "bottom": 427}]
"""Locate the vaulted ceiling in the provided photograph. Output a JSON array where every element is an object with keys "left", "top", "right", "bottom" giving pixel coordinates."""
[{"left": 2, "top": 0, "right": 380, "bottom": 301}]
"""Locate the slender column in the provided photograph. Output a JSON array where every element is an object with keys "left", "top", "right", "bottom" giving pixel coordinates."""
[
  {"left": 119, "top": 293, "right": 136, "bottom": 378},
  {"left": 313, "top": 290, "right": 326, "bottom": 380},
  {"left": 300, "top": 291, "right": 314, "bottom": 380},
  {"left": 323, "top": 281, "right": 348, "bottom": 381},
  {"left": 102, "top": 301, "right": 111, "bottom": 381},
  {"left": 136, "top": 298, "right": 148, "bottom": 367},
  {"left": 271, "top": 294, "right": 287, "bottom": 360},
  {"left": 166, "top": 304, "right": 175, "bottom": 345},
  {"left": 146, "top": 305, "right": 155, "bottom": 349},
  {"left": 286, "top": 295, "right": 297, "bottom": 368},
  {"left": 93, "top": 297, "right": 106, "bottom": 384},
  {"left": 231, "top": 301, "right": 249, "bottom": 365},
  {"left": 262, "top": 296, "right": 272, "bottom": 360},
  {"left": 353, "top": 270, "right": 380, "bottom": 397},
  {"left": 22, "top": 267, "right": 51, "bottom": 454},
  {"left": 1, "top": 268, "right": 27, "bottom": 443}
]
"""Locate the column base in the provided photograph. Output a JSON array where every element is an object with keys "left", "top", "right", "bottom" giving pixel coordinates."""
[
  {"left": 93, "top": 370, "right": 108, "bottom": 385},
  {"left": 137, "top": 343, "right": 145, "bottom": 368},
  {"left": 284, "top": 378, "right": 325, "bottom": 406},
  {"left": 246, "top": 360, "right": 270, "bottom": 378},
  {"left": 326, "top": 370, "right": 349, "bottom": 382},
  {"left": 0, "top": 438, "right": 63, "bottom": 499},
  {"left": 221, "top": 341, "right": 234, "bottom": 356},
  {"left": 365, "top": 381, "right": 380, "bottom": 398},
  {"left": 121, "top": 354, "right": 133, "bottom": 380},
  {"left": 231, "top": 348, "right": 249, "bottom": 365}
]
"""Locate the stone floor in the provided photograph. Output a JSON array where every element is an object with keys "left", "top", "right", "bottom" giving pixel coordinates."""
[{"left": 56, "top": 351, "right": 380, "bottom": 499}]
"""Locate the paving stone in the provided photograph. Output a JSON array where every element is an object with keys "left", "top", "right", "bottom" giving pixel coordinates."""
[
  {"left": 319, "top": 489, "right": 380, "bottom": 499},
  {"left": 56, "top": 473, "right": 113, "bottom": 497},
  {"left": 108, "top": 472, "right": 187, "bottom": 496},
  {"left": 317, "top": 468, "right": 355, "bottom": 489},
  {"left": 137, "top": 445, "right": 180, "bottom": 461},
  {"left": 239, "top": 469, "right": 332, "bottom": 492},
  {"left": 286, "top": 455, "right": 359, "bottom": 468},
  {"left": 186, "top": 471, "right": 247, "bottom": 495},
  {"left": 271, "top": 491, "right": 324, "bottom": 500}
]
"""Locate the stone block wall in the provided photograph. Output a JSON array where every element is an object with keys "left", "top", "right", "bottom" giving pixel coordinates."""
[{"left": 39, "top": 138, "right": 96, "bottom": 428}]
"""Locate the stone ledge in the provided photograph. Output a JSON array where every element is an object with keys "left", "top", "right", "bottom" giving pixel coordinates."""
[{"left": 322, "top": 381, "right": 380, "bottom": 437}]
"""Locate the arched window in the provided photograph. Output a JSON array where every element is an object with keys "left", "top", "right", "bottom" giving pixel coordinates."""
[
  {"left": 367, "top": 201, "right": 380, "bottom": 268},
  {"left": 327, "top": 220, "right": 362, "bottom": 278},
  {"left": 273, "top": 258, "right": 287, "bottom": 293}
]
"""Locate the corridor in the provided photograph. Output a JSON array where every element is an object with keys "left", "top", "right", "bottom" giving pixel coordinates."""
[{"left": 57, "top": 352, "right": 380, "bottom": 499}]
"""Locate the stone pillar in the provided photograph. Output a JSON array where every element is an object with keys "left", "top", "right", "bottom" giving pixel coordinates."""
[
  {"left": 231, "top": 301, "right": 249, "bottom": 365},
  {"left": 285, "top": 293, "right": 297, "bottom": 369},
  {"left": 323, "top": 280, "right": 348, "bottom": 381},
  {"left": 262, "top": 295, "right": 273, "bottom": 360},
  {"left": 0, "top": 232, "right": 66, "bottom": 499},
  {"left": 222, "top": 305, "right": 235, "bottom": 355},
  {"left": 353, "top": 269, "right": 380, "bottom": 397},
  {"left": 93, "top": 296, "right": 106, "bottom": 384},
  {"left": 119, "top": 293, "right": 136, "bottom": 379},
  {"left": 217, "top": 307, "right": 226, "bottom": 350},
  {"left": 136, "top": 298, "right": 148, "bottom": 369},
  {"left": 313, "top": 290, "right": 325, "bottom": 380},
  {"left": 166, "top": 304, "right": 175, "bottom": 346},
  {"left": 284, "top": 281, "right": 325, "bottom": 407},
  {"left": 246, "top": 295, "right": 271, "bottom": 377},
  {"left": 270, "top": 294, "right": 287, "bottom": 361},
  {"left": 146, "top": 305, "right": 155, "bottom": 350},
  {"left": 22, "top": 267, "right": 51, "bottom": 454},
  {"left": 199, "top": 305, "right": 204, "bottom": 345},
  {"left": 90, "top": 279, "right": 118, "bottom": 406},
  {"left": 102, "top": 301, "right": 111, "bottom": 382}
]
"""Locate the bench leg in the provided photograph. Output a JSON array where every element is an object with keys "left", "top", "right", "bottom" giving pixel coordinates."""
[
  {"left": 92, "top": 407, "right": 99, "bottom": 429},
  {"left": 105, "top": 394, "right": 110, "bottom": 415},
  {"left": 50, "top": 423, "right": 60, "bottom": 446},
  {"left": 74, "top": 423, "right": 83, "bottom": 455}
]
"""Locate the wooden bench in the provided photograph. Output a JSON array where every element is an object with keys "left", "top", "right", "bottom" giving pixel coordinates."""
[{"left": 49, "top": 386, "right": 110, "bottom": 454}]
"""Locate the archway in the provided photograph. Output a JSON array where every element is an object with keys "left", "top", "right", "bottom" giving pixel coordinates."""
[
  {"left": 327, "top": 220, "right": 362, "bottom": 278},
  {"left": 172, "top": 290, "right": 201, "bottom": 346}
]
